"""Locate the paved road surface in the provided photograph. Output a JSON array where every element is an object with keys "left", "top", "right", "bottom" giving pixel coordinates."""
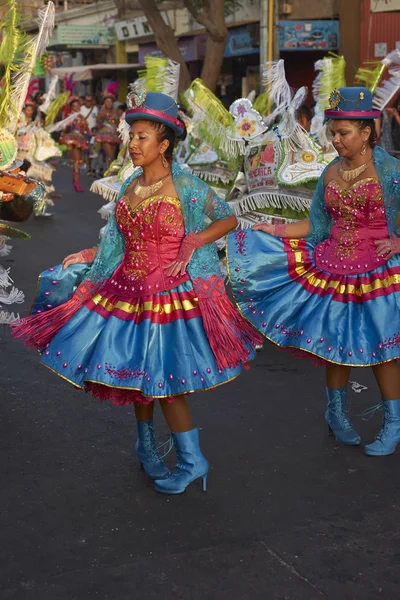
[{"left": 1, "top": 166, "right": 399, "bottom": 600}]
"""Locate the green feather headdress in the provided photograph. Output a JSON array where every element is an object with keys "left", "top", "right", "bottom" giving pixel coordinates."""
[
  {"left": 312, "top": 53, "right": 347, "bottom": 112},
  {"left": 355, "top": 60, "right": 386, "bottom": 94},
  {"left": 131, "top": 56, "right": 180, "bottom": 100},
  {"left": 0, "top": 0, "right": 26, "bottom": 129},
  {"left": 183, "top": 79, "right": 241, "bottom": 157},
  {"left": 45, "top": 91, "right": 70, "bottom": 127}
]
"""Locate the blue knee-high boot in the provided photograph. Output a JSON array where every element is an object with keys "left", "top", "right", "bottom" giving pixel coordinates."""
[
  {"left": 364, "top": 399, "right": 400, "bottom": 456},
  {"left": 154, "top": 428, "right": 209, "bottom": 494},
  {"left": 325, "top": 387, "right": 361, "bottom": 446},
  {"left": 135, "top": 420, "right": 171, "bottom": 480}
]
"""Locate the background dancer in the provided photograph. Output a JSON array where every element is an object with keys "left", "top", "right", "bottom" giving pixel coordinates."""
[
  {"left": 96, "top": 84, "right": 120, "bottom": 171},
  {"left": 59, "top": 98, "right": 90, "bottom": 192}
]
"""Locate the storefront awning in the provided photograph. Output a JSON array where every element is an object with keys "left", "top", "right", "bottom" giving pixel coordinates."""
[{"left": 49, "top": 63, "right": 138, "bottom": 81}]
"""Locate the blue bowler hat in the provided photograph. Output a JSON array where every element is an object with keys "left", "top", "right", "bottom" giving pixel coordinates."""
[
  {"left": 125, "top": 91, "right": 185, "bottom": 136},
  {"left": 325, "top": 87, "right": 381, "bottom": 120}
]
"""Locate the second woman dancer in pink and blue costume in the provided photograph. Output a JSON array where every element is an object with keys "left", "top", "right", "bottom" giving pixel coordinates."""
[
  {"left": 228, "top": 87, "right": 400, "bottom": 456},
  {"left": 13, "top": 91, "right": 262, "bottom": 493}
]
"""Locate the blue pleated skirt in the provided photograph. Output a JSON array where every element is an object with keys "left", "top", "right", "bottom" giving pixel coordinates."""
[{"left": 227, "top": 230, "right": 400, "bottom": 367}]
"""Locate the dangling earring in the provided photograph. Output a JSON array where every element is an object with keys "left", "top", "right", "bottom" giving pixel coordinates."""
[
  {"left": 161, "top": 154, "right": 168, "bottom": 169},
  {"left": 361, "top": 142, "right": 367, "bottom": 156}
]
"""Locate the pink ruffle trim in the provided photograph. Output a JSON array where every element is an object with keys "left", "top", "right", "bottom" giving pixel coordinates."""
[
  {"left": 281, "top": 346, "right": 328, "bottom": 367},
  {"left": 11, "top": 281, "right": 98, "bottom": 349},
  {"left": 85, "top": 383, "right": 176, "bottom": 406},
  {"left": 194, "top": 275, "right": 263, "bottom": 370}
]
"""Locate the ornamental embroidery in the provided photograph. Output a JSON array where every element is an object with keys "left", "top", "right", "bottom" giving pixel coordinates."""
[
  {"left": 235, "top": 230, "right": 247, "bottom": 256},
  {"left": 325, "top": 179, "right": 384, "bottom": 261},
  {"left": 380, "top": 333, "right": 400, "bottom": 349},
  {"left": 105, "top": 363, "right": 148, "bottom": 381},
  {"left": 276, "top": 324, "right": 303, "bottom": 338}
]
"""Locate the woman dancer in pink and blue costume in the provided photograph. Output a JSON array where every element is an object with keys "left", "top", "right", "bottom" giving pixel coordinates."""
[
  {"left": 228, "top": 87, "right": 400, "bottom": 456},
  {"left": 13, "top": 91, "right": 261, "bottom": 493}
]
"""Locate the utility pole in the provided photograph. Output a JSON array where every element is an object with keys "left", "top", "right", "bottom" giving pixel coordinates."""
[
  {"left": 260, "top": 0, "right": 269, "bottom": 85},
  {"left": 259, "top": 0, "right": 280, "bottom": 92}
]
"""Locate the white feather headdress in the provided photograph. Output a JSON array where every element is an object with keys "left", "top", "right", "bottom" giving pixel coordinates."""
[{"left": 8, "top": 2, "right": 55, "bottom": 133}]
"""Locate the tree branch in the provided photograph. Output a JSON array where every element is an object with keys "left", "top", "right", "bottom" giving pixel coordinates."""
[{"left": 183, "top": 0, "right": 227, "bottom": 41}]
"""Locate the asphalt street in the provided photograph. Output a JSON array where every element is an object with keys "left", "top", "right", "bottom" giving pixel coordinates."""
[{"left": 1, "top": 165, "right": 400, "bottom": 600}]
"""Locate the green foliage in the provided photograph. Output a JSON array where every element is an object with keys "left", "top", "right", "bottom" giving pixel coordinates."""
[{"left": 224, "top": 0, "right": 242, "bottom": 17}]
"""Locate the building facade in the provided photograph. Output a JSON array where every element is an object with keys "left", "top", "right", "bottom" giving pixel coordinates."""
[{"left": 360, "top": 0, "right": 400, "bottom": 64}]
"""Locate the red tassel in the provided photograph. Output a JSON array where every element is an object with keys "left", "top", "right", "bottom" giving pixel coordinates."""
[
  {"left": 196, "top": 279, "right": 263, "bottom": 370},
  {"left": 11, "top": 281, "right": 97, "bottom": 349}
]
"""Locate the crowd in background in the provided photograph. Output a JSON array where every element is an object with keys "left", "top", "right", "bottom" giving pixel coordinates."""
[
  {"left": 25, "top": 90, "right": 127, "bottom": 179},
  {"left": 61, "top": 93, "right": 126, "bottom": 178}
]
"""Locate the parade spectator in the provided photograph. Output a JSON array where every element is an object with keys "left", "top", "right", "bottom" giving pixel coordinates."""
[
  {"left": 386, "top": 100, "right": 400, "bottom": 156},
  {"left": 296, "top": 103, "right": 313, "bottom": 132},
  {"left": 80, "top": 95, "right": 99, "bottom": 133}
]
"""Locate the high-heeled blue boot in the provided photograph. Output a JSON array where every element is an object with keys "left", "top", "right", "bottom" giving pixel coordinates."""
[
  {"left": 154, "top": 428, "right": 209, "bottom": 494},
  {"left": 325, "top": 387, "right": 361, "bottom": 445},
  {"left": 135, "top": 420, "right": 171, "bottom": 480},
  {"left": 364, "top": 399, "right": 400, "bottom": 456}
]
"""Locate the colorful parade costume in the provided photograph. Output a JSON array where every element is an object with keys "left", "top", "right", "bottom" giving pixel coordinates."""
[
  {"left": 95, "top": 110, "right": 120, "bottom": 145},
  {"left": 95, "top": 84, "right": 120, "bottom": 145},
  {"left": 59, "top": 111, "right": 89, "bottom": 151},
  {"left": 228, "top": 90, "right": 400, "bottom": 368},
  {"left": 13, "top": 160, "right": 261, "bottom": 404}
]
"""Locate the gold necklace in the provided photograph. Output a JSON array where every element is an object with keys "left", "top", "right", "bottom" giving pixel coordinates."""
[
  {"left": 134, "top": 172, "right": 170, "bottom": 200},
  {"left": 338, "top": 157, "right": 373, "bottom": 183}
]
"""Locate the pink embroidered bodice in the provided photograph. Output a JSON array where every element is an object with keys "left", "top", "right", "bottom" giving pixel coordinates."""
[
  {"left": 105, "top": 194, "right": 189, "bottom": 298},
  {"left": 314, "top": 178, "right": 389, "bottom": 275}
]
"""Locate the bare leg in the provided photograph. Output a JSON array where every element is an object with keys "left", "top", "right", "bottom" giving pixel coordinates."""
[
  {"left": 71, "top": 146, "right": 81, "bottom": 164},
  {"left": 373, "top": 361, "right": 400, "bottom": 400},
  {"left": 85, "top": 150, "right": 91, "bottom": 174},
  {"left": 71, "top": 147, "right": 84, "bottom": 191},
  {"left": 326, "top": 364, "right": 352, "bottom": 388},
  {"left": 159, "top": 396, "right": 193, "bottom": 433},
  {"left": 135, "top": 401, "right": 154, "bottom": 422},
  {"left": 102, "top": 142, "right": 117, "bottom": 170}
]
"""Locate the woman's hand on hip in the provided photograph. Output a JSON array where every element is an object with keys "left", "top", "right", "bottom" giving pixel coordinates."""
[
  {"left": 164, "top": 233, "right": 204, "bottom": 278},
  {"left": 375, "top": 233, "right": 400, "bottom": 260}
]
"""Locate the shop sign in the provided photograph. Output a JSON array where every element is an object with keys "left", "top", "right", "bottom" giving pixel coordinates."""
[
  {"left": 224, "top": 27, "right": 259, "bottom": 58},
  {"left": 115, "top": 14, "right": 169, "bottom": 41},
  {"left": 139, "top": 35, "right": 206, "bottom": 65},
  {"left": 371, "top": 0, "right": 400, "bottom": 12},
  {"left": 49, "top": 25, "right": 115, "bottom": 47},
  {"left": 139, "top": 25, "right": 258, "bottom": 64},
  {"left": 279, "top": 20, "right": 339, "bottom": 51}
]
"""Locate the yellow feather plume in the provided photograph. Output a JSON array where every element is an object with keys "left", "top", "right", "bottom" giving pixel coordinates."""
[
  {"left": 0, "top": 0, "right": 26, "bottom": 129},
  {"left": 45, "top": 91, "right": 70, "bottom": 127}
]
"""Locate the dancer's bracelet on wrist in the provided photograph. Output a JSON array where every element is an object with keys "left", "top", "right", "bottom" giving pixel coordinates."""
[{"left": 273, "top": 223, "right": 288, "bottom": 238}]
